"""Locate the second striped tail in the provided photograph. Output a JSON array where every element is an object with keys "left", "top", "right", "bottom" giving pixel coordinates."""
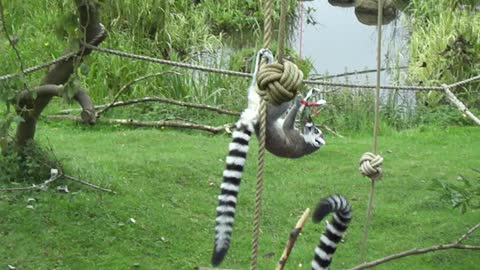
[{"left": 311, "top": 194, "right": 352, "bottom": 270}]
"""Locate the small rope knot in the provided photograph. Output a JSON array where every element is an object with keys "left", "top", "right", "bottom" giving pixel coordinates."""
[
  {"left": 256, "top": 60, "right": 303, "bottom": 106},
  {"left": 359, "top": 152, "right": 384, "bottom": 180}
]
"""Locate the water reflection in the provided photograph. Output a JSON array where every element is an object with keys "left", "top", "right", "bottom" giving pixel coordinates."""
[
  {"left": 292, "top": 0, "right": 414, "bottom": 109},
  {"left": 328, "top": 0, "right": 356, "bottom": 8},
  {"left": 354, "top": 0, "right": 399, "bottom": 26},
  {"left": 292, "top": 0, "right": 408, "bottom": 77}
]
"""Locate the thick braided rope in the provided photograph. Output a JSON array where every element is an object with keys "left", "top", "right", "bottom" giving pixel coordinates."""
[
  {"left": 250, "top": 0, "right": 273, "bottom": 269},
  {"left": 359, "top": 152, "right": 384, "bottom": 180},
  {"left": 359, "top": 0, "right": 385, "bottom": 263},
  {"left": 256, "top": 61, "right": 303, "bottom": 105},
  {"left": 442, "top": 84, "right": 480, "bottom": 125}
]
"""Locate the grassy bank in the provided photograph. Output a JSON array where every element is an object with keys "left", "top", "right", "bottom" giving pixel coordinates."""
[
  {"left": 406, "top": 0, "right": 480, "bottom": 107},
  {"left": 1, "top": 122, "right": 479, "bottom": 269}
]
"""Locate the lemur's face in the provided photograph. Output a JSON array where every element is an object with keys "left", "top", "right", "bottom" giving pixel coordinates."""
[{"left": 303, "top": 119, "right": 325, "bottom": 148}]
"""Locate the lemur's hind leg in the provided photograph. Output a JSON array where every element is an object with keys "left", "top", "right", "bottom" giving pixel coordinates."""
[
  {"left": 282, "top": 95, "right": 303, "bottom": 130},
  {"left": 266, "top": 102, "right": 290, "bottom": 120}
]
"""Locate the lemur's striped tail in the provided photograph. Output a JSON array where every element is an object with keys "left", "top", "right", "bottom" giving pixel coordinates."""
[
  {"left": 212, "top": 109, "right": 257, "bottom": 266},
  {"left": 311, "top": 195, "right": 352, "bottom": 270}
]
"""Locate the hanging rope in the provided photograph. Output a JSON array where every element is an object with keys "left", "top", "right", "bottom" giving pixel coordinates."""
[
  {"left": 298, "top": 1, "right": 304, "bottom": 59},
  {"left": 249, "top": 0, "right": 273, "bottom": 268},
  {"left": 359, "top": 0, "right": 385, "bottom": 263},
  {"left": 250, "top": 0, "right": 304, "bottom": 269}
]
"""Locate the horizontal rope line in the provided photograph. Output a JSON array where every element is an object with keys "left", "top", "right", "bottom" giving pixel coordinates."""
[
  {"left": 1, "top": 44, "right": 479, "bottom": 92},
  {"left": 0, "top": 52, "right": 77, "bottom": 81}
]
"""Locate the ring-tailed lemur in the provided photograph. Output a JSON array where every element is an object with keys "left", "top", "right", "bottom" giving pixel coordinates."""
[
  {"left": 212, "top": 49, "right": 326, "bottom": 266},
  {"left": 311, "top": 194, "right": 352, "bottom": 270}
]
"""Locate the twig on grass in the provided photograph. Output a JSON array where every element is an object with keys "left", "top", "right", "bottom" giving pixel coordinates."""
[
  {"left": 63, "top": 174, "right": 116, "bottom": 194},
  {"left": 0, "top": 169, "right": 116, "bottom": 194},
  {"left": 0, "top": 170, "right": 61, "bottom": 192},
  {"left": 349, "top": 223, "right": 480, "bottom": 270}
]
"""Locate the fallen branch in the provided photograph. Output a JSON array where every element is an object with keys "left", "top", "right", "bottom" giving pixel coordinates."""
[
  {"left": 46, "top": 114, "right": 234, "bottom": 134},
  {"left": 96, "top": 70, "right": 182, "bottom": 117},
  {"left": 0, "top": 169, "right": 115, "bottom": 194},
  {"left": 0, "top": 169, "right": 61, "bottom": 192},
  {"left": 349, "top": 223, "right": 480, "bottom": 270},
  {"left": 276, "top": 208, "right": 311, "bottom": 270},
  {"left": 59, "top": 97, "right": 240, "bottom": 117},
  {"left": 442, "top": 84, "right": 480, "bottom": 125},
  {"left": 63, "top": 174, "right": 116, "bottom": 194}
]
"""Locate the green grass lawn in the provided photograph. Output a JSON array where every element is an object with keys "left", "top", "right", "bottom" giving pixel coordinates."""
[{"left": 1, "top": 122, "right": 479, "bottom": 270}]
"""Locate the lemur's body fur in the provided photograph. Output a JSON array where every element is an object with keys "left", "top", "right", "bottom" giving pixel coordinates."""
[{"left": 212, "top": 49, "right": 325, "bottom": 266}]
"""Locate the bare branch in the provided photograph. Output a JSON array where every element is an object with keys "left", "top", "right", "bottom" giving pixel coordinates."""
[
  {"left": 59, "top": 96, "right": 241, "bottom": 117},
  {"left": 0, "top": 171, "right": 115, "bottom": 194},
  {"left": 456, "top": 223, "right": 480, "bottom": 244},
  {"left": 350, "top": 223, "right": 480, "bottom": 270},
  {"left": 0, "top": 172, "right": 61, "bottom": 192},
  {"left": 95, "top": 96, "right": 240, "bottom": 117},
  {"left": 276, "top": 208, "right": 311, "bottom": 270},
  {"left": 96, "top": 70, "right": 183, "bottom": 117},
  {"left": 73, "top": 89, "right": 96, "bottom": 124},
  {"left": 63, "top": 174, "right": 116, "bottom": 194},
  {"left": 46, "top": 115, "right": 235, "bottom": 134}
]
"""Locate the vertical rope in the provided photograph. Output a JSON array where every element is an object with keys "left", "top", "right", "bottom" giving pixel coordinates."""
[
  {"left": 359, "top": 0, "right": 384, "bottom": 263},
  {"left": 250, "top": 100, "right": 267, "bottom": 270},
  {"left": 298, "top": 1, "right": 304, "bottom": 59},
  {"left": 277, "top": 0, "right": 287, "bottom": 63},
  {"left": 250, "top": 0, "right": 273, "bottom": 269},
  {"left": 263, "top": 0, "right": 273, "bottom": 49}
]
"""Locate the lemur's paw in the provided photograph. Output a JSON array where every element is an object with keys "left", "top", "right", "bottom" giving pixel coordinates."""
[{"left": 294, "top": 94, "right": 303, "bottom": 106}]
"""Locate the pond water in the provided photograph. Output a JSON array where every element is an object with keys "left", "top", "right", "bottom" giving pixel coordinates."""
[{"left": 291, "top": 0, "right": 410, "bottom": 84}]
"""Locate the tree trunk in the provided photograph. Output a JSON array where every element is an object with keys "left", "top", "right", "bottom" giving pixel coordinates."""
[{"left": 14, "top": 0, "right": 107, "bottom": 149}]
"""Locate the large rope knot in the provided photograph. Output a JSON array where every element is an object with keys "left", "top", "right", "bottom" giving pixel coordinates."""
[
  {"left": 256, "top": 60, "right": 304, "bottom": 106},
  {"left": 359, "top": 152, "right": 384, "bottom": 181}
]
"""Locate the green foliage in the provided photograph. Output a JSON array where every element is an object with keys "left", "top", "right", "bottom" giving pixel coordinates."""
[
  {"left": 432, "top": 169, "right": 480, "bottom": 214},
  {"left": 406, "top": 0, "right": 480, "bottom": 107},
  {"left": 0, "top": 142, "right": 61, "bottom": 183}
]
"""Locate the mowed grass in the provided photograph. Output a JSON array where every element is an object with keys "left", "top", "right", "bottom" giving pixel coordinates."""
[{"left": 0, "top": 122, "right": 479, "bottom": 270}]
